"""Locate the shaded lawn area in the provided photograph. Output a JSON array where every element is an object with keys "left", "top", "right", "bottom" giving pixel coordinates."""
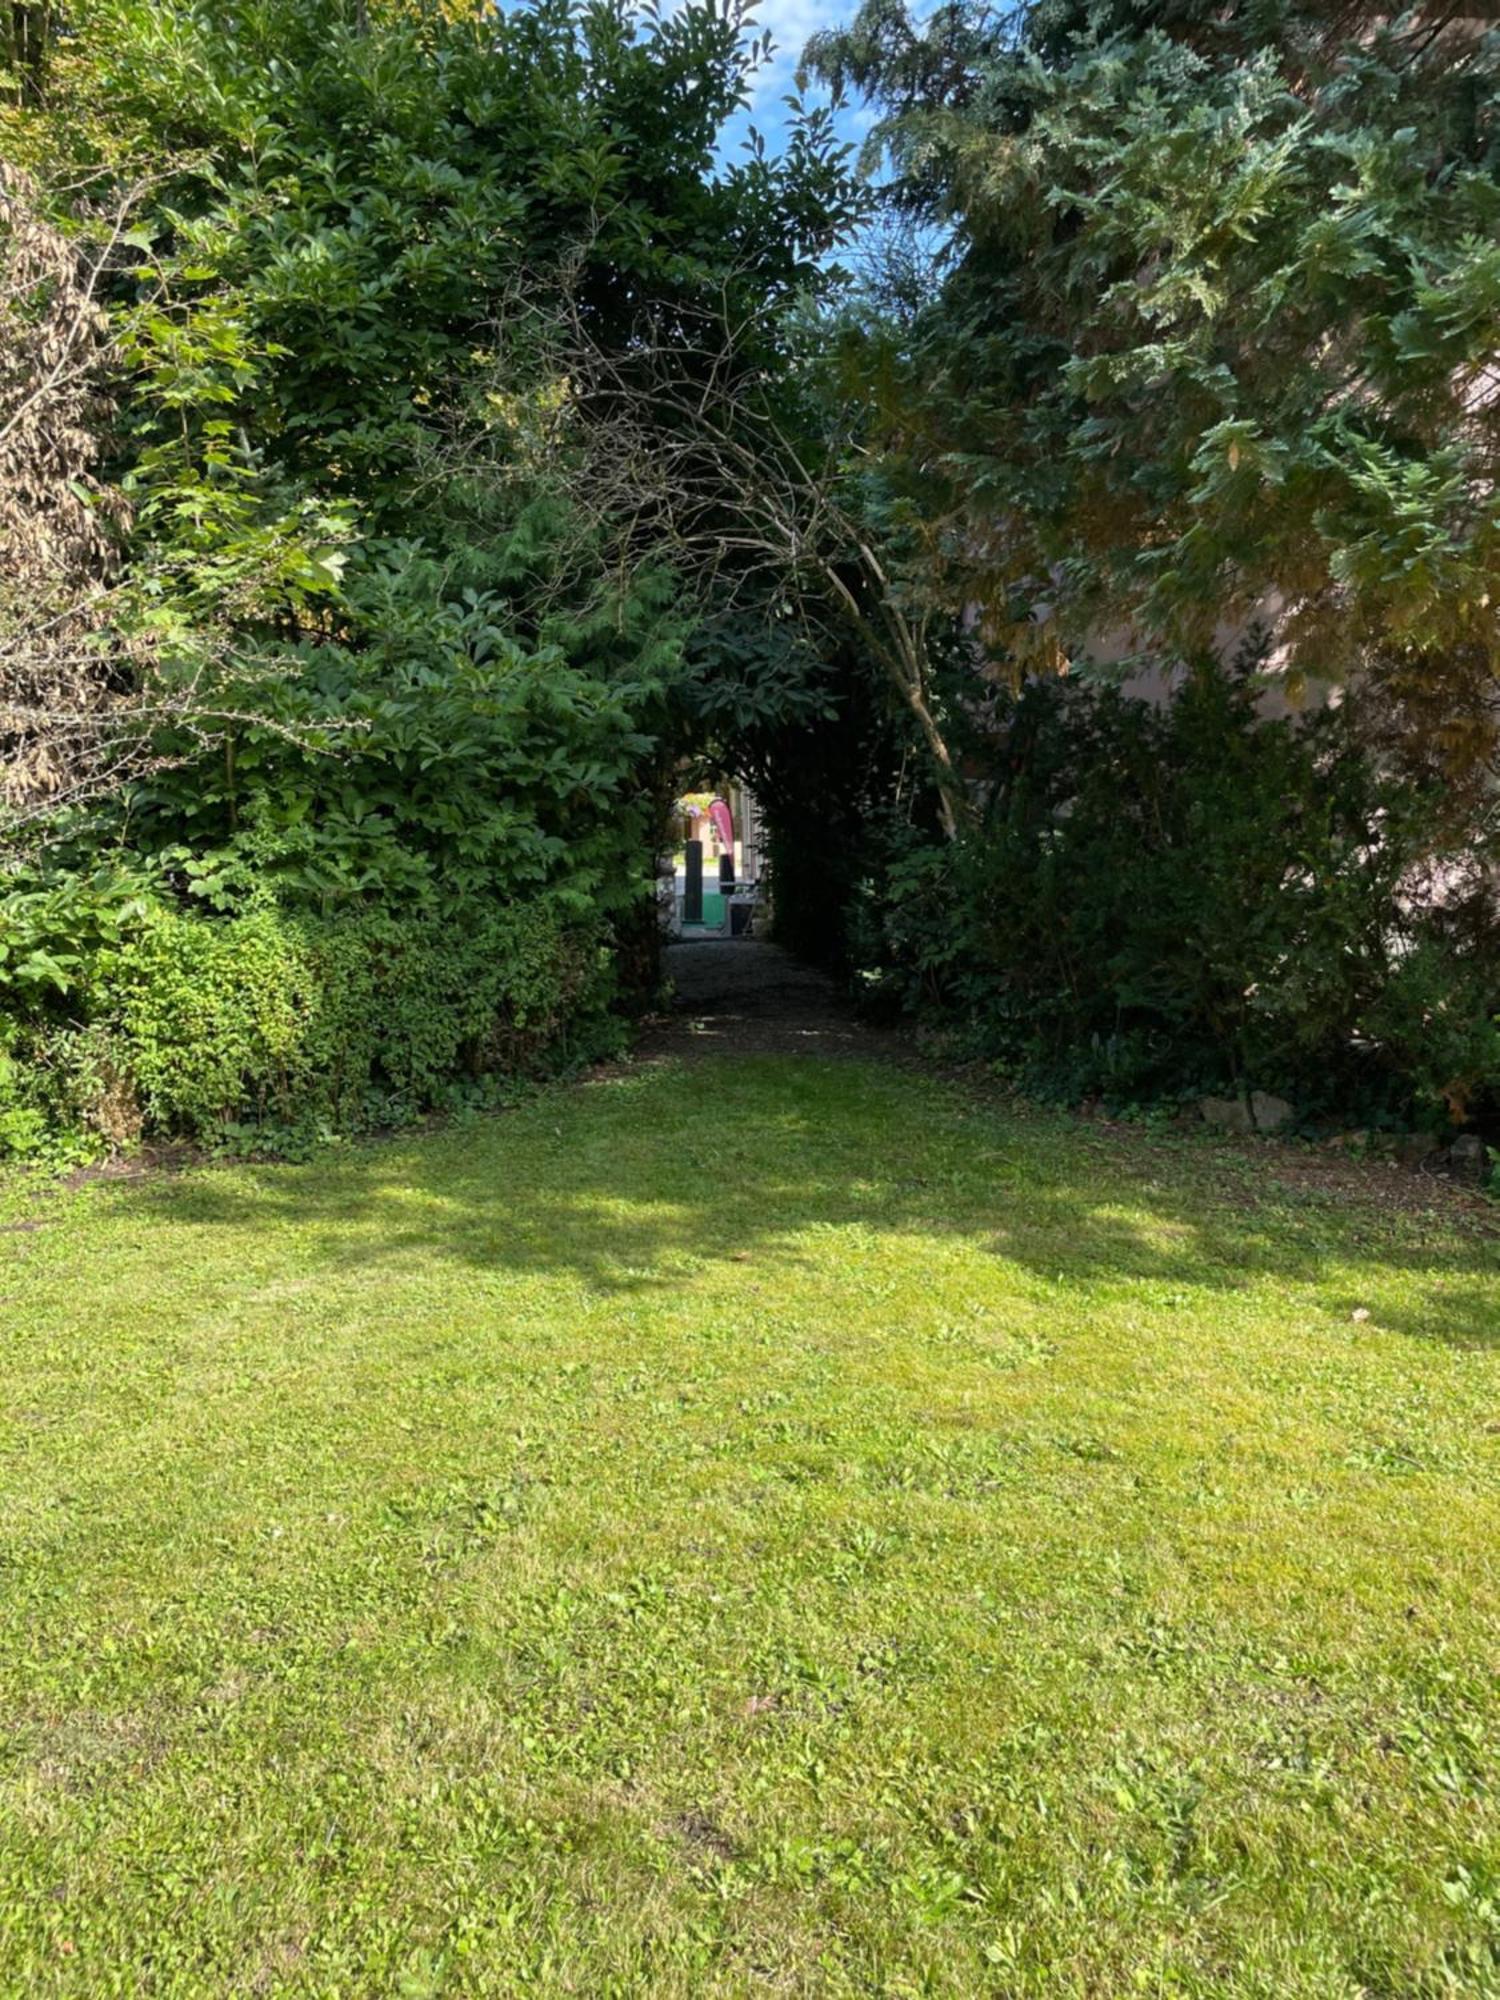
[{"left": 2, "top": 1055, "right": 1498, "bottom": 1997}]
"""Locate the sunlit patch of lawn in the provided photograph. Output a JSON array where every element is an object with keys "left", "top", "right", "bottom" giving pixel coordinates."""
[{"left": 2, "top": 1056, "right": 1498, "bottom": 1995}]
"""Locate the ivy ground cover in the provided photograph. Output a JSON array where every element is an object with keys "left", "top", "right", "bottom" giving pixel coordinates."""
[{"left": 2, "top": 1056, "right": 1498, "bottom": 1996}]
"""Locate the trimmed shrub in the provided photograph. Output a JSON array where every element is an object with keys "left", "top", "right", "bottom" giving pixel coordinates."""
[{"left": 0, "top": 886, "right": 621, "bottom": 1159}]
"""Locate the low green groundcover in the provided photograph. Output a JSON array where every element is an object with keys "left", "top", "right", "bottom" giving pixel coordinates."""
[{"left": 2, "top": 1055, "right": 1497, "bottom": 1995}]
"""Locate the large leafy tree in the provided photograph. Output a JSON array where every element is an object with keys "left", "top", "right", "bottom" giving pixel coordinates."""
[
  {"left": 1, "top": 0, "right": 878, "bottom": 1148},
  {"left": 809, "top": 1, "right": 1500, "bottom": 784},
  {"left": 2, "top": 0, "right": 861, "bottom": 908}
]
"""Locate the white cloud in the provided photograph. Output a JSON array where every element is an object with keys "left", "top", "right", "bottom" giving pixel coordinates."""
[
  {"left": 740, "top": 0, "right": 846, "bottom": 105},
  {"left": 720, "top": 0, "right": 874, "bottom": 162}
]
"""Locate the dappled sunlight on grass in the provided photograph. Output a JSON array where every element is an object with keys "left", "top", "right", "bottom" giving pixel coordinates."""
[
  {"left": 2, "top": 1055, "right": 1498, "bottom": 1994},
  {"left": 65, "top": 1057, "right": 1496, "bottom": 1333}
]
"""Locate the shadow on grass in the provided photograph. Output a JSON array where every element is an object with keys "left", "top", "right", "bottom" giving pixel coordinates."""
[{"left": 81, "top": 1054, "right": 1500, "bottom": 1351}]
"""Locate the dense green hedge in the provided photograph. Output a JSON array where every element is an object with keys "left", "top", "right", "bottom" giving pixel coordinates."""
[
  {"left": 850, "top": 668, "right": 1500, "bottom": 1132},
  {"left": 0, "top": 886, "right": 620, "bottom": 1162}
]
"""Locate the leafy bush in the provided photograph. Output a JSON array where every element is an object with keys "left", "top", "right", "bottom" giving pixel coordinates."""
[
  {"left": 0, "top": 0, "right": 862, "bottom": 1163},
  {"left": 864, "top": 667, "right": 1500, "bottom": 1126},
  {"left": 117, "top": 897, "right": 617, "bottom": 1141},
  {"left": 0, "top": 865, "right": 154, "bottom": 1160},
  {"left": 0, "top": 875, "right": 620, "bottom": 1159},
  {"left": 0, "top": 1019, "right": 126, "bottom": 1164}
]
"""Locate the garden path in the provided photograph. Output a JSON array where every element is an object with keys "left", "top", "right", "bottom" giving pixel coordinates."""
[{"left": 642, "top": 938, "right": 900, "bottom": 1061}]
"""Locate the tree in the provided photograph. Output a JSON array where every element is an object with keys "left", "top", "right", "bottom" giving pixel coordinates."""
[
  {"left": 1, "top": 0, "right": 865, "bottom": 870},
  {"left": 807, "top": 2, "right": 1500, "bottom": 786},
  {"left": 476, "top": 274, "right": 974, "bottom": 835},
  {"left": 0, "top": 0, "right": 881, "bottom": 1151},
  {"left": 1, "top": 162, "right": 130, "bottom": 812}
]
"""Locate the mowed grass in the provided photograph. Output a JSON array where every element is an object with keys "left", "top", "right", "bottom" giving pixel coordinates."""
[{"left": 2, "top": 1056, "right": 1499, "bottom": 1998}]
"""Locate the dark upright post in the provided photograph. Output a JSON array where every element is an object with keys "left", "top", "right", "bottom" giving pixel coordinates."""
[
  {"left": 683, "top": 839, "right": 704, "bottom": 924},
  {"left": 718, "top": 853, "right": 735, "bottom": 896}
]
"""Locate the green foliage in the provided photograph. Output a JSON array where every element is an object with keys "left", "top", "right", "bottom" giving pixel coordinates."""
[
  {"left": 0, "top": 870, "right": 618, "bottom": 1158},
  {"left": 10, "top": 0, "right": 1496, "bottom": 1152},
  {"left": 812, "top": 2, "right": 1500, "bottom": 765},
  {"left": 861, "top": 667, "right": 1500, "bottom": 1122},
  {"left": 14, "top": 0, "right": 854, "bottom": 584},
  {"left": 804, "top": 0, "right": 1500, "bottom": 1127},
  {"left": 0, "top": 1018, "right": 119, "bottom": 1165},
  {"left": 117, "top": 896, "right": 616, "bottom": 1144},
  {"left": 126, "top": 550, "right": 681, "bottom": 919},
  {"left": 1, "top": 0, "right": 864, "bottom": 1156},
  {"left": 0, "top": 861, "right": 152, "bottom": 1159}
]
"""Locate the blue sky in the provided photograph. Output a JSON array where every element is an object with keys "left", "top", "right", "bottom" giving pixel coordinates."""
[
  {"left": 494, "top": 0, "right": 876, "bottom": 168},
  {"left": 716, "top": 0, "right": 876, "bottom": 163}
]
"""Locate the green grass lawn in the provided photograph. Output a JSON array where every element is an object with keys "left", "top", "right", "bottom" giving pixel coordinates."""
[{"left": 3, "top": 1055, "right": 1499, "bottom": 1997}]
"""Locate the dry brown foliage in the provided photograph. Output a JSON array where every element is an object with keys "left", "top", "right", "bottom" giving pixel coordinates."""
[{"left": 0, "top": 160, "right": 145, "bottom": 820}]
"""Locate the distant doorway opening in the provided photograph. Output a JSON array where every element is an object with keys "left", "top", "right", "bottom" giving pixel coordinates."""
[{"left": 661, "top": 779, "right": 765, "bottom": 940}]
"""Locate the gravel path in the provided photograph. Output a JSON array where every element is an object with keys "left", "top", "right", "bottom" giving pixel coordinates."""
[{"left": 638, "top": 939, "right": 903, "bottom": 1060}]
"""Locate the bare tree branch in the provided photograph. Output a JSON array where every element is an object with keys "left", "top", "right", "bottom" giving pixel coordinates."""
[
  {"left": 1, "top": 164, "right": 351, "bottom": 840},
  {"left": 454, "top": 263, "right": 973, "bottom": 833}
]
